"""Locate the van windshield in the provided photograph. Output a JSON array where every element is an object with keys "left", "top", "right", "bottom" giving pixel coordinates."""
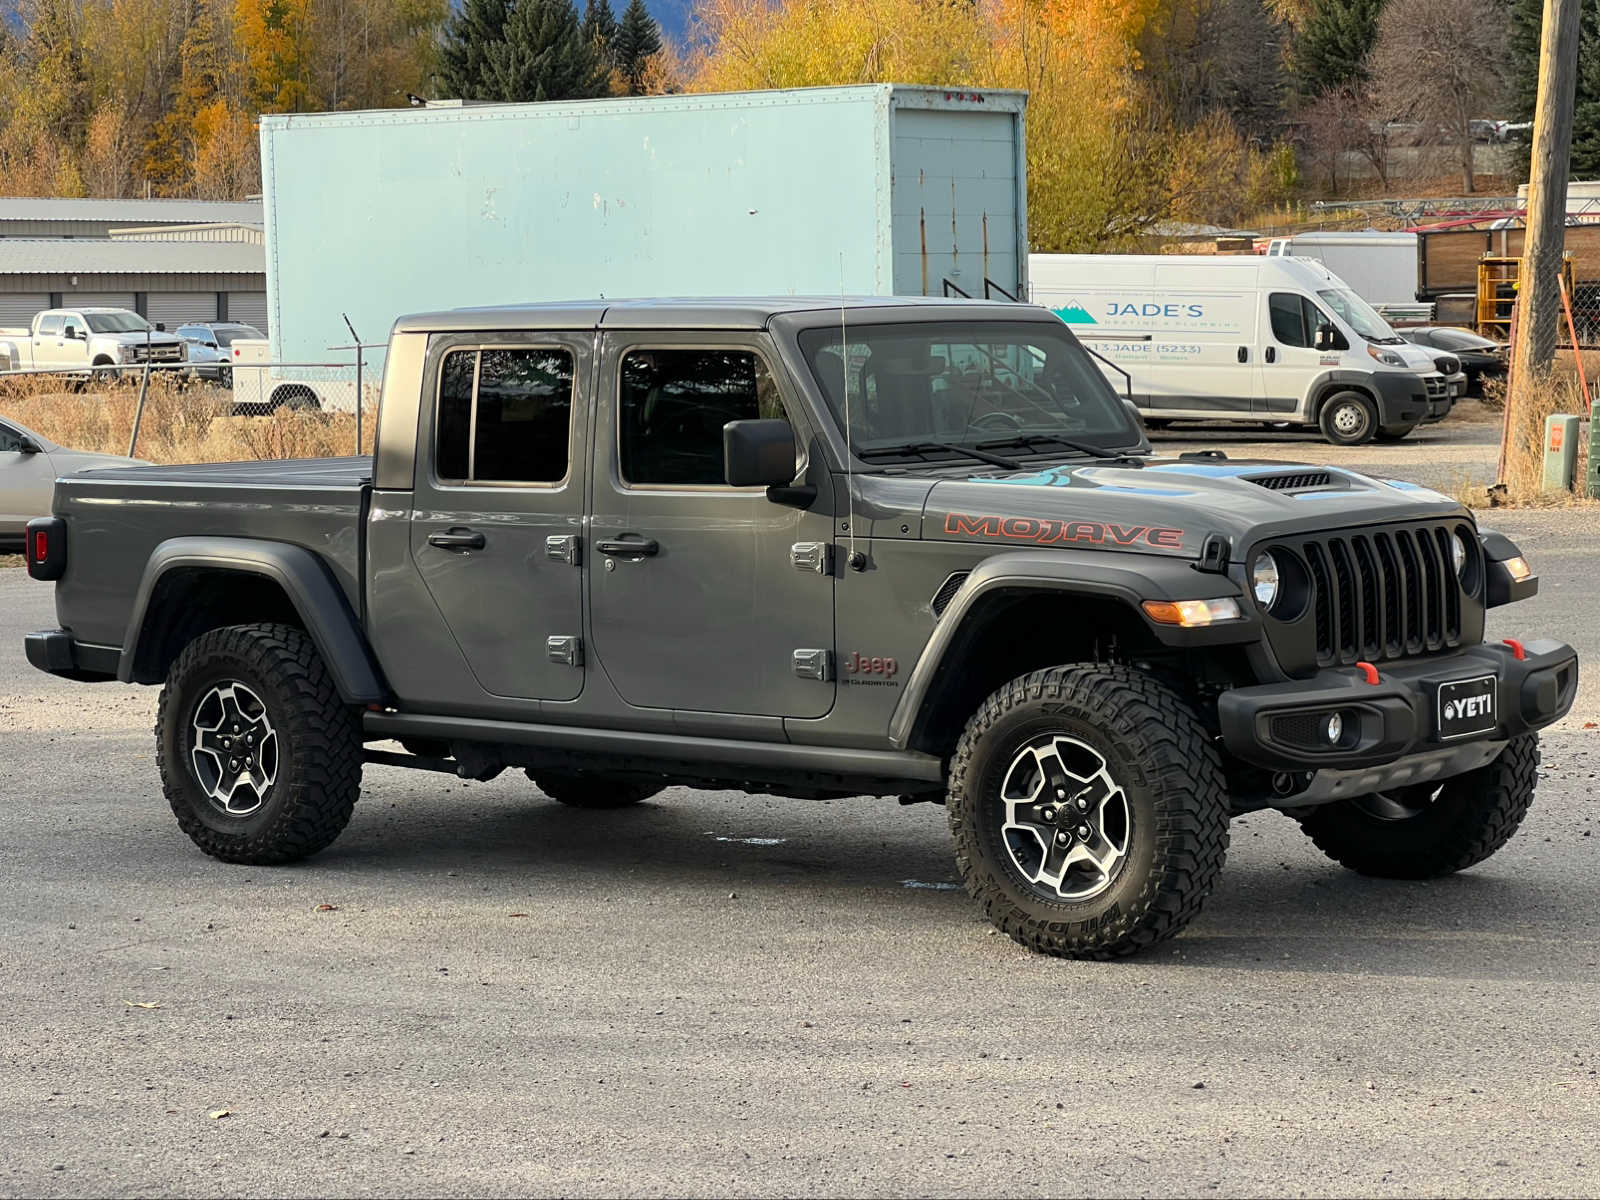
[
  {"left": 84, "top": 312, "right": 151, "bottom": 334},
  {"left": 1317, "top": 288, "right": 1403, "bottom": 344},
  {"left": 797, "top": 320, "right": 1142, "bottom": 461}
]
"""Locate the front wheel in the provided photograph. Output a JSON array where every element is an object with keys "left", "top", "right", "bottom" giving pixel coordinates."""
[
  {"left": 947, "top": 665, "right": 1230, "bottom": 959},
  {"left": 1298, "top": 735, "right": 1539, "bottom": 878},
  {"left": 1318, "top": 391, "right": 1378, "bottom": 445},
  {"left": 157, "top": 623, "right": 362, "bottom": 863}
]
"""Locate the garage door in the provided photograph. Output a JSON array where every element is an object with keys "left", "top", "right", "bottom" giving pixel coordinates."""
[
  {"left": 64, "top": 292, "right": 137, "bottom": 311},
  {"left": 227, "top": 292, "right": 269, "bottom": 333},
  {"left": 147, "top": 292, "right": 218, "bottom": 328},
  {"left": 0, "top": 293, "right": 49, "bottom": 329}
]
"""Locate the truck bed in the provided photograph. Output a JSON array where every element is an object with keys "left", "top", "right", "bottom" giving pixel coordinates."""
[{"left": 52, "top": 456, "right": 373, "bottom": 651}]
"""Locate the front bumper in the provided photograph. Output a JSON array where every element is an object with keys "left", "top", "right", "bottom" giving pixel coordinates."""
[
  {"left": 1372, "top": 371, "right": 1452, "bottom": 425},
  {"left": 1217, "top": 639, "right": 1577, "bottom": 778}
]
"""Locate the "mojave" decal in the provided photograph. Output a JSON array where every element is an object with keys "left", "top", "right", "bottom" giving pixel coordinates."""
[{"left": 944, "top": 512, "right": 1184, "bottom": 549}]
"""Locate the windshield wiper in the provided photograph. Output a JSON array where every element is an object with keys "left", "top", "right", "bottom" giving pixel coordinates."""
[
  {"left": 975, "top": 433, "right": 1146, "bottom": 465},
  {"left": 857, "top": 441, "right": 1024, "bottom": 470}
]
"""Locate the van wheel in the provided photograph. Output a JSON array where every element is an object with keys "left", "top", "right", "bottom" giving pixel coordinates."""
[
  {"left": 530, "top": 770, "right": 664, "bottom": 809},
  {"left": 1374, "top": 423, "right": 1417, "bottom": 442},
  {"left": 947, "top": 664, "right": 1230, "bottom": 959},
  {"left": 157, "top": 623, "right": 363, "bottom": 864},
  {"left": 1318, "top": 391, "right": 1378, "bottom": 445}
]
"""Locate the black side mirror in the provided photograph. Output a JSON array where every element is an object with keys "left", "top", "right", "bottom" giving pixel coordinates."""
[
  {"left": 1314, "top": 324, "right": 1336, "bottom": 351},
  {"left": 16, "top": 436, "right": 41, "bottom": 454},
  {"left": 724, "top": 418, "right": 815, "bottom": 507},
  {"left": 64, "top": 328, "right": 81, "bottom": 341},
  {"left": 155, "top": 323, "right": 166, "bottom": 332}
]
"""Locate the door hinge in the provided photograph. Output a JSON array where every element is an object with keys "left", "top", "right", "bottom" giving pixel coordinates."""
[
  {"left": 790, "top": 541, "right": 832, "bottom": 575},
  {"left": 791, "top": 648, "right": 833, "bottom": 681},
  {"left": 545, "top": 534, "right": 580, "bottom": 566},
  {"left": 546, "top": 635, "right": 583, "bottom": 667}
]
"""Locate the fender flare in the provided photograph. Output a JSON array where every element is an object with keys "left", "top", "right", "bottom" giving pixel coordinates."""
[
  {"left": 118, "top": 536, "right": 386, "bottom": 704},
  {"left": 886, "top": 550, "right": 1257, "bottom": 749}
]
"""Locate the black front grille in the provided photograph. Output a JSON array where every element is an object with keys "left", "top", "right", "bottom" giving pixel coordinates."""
[
  {"left": 1298, "top": 525, "right": 1466, "bottom": 666},
  {"left": 1249, "top": 470, "right": 1333, "bottom": 491}
]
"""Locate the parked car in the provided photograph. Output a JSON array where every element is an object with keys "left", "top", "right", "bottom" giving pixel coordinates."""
[
  {"left": 1030, "top": 254, "right": 1450, "bottom": 444},
  {"left": 0, "top": 416, "right": 144, "bottom": 551},
  {"left": 0, "top": 308, "right": 186, "bottom": 383},
  {"left": 1399, "top": 327, "right": 1508, "bottom": 396},
  {"left": 22, "top": 296, "right": 1576, "bottom": 960},
  {"left": 175, "top": 323, "right": 265, "bottom": 387}
]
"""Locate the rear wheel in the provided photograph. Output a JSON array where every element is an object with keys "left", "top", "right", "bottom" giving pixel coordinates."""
[
  {"left": 530, "top": 770, "right": 664, "bottom": 809},
  {"left": 1298, "top": 735, "right": 1539, "bottom": 878},
  {"left": 157, "top": 623, "right": 362, "bottom": 863},
  {"left": 947, "top": 665, "right": 1230, "bottom": 959},
  {"left": 1318, "top": 391, "right": 1378, "bottom": 446}
]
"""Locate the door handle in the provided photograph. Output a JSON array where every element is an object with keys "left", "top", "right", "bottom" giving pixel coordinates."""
[
  {"left": 428, "top": 528, "right": 486, "bottom": 551},
  {"left": 1265, "top": 346, "right": 1277, "bottom": 363},
  {"left": 595, "top": 536, "right": 659, "bottom": 558},
  {"left": 1237, "top": 346, "right": 1249, "bottom": 363}
]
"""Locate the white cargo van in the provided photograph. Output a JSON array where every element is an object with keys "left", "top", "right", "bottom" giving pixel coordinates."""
[{"left": 1028, "top": 254, "right": 1450, "bottom": 445}]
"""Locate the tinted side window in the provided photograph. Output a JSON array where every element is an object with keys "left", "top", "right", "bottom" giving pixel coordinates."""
[
  {"left": 435, "top": 346, "right": 573, "bottom": 485},
  {"left": 0, "top": 424, "right": 24, "bottom": 453},
  {"left": 618, "top": 349, "right": 784, "bottom": 486},
  {"left": 37, "top": 314, "right": 63, "bottom": 337},
  {"left": 1268, "top": 293, "right": 1309, "bottom": 347}
]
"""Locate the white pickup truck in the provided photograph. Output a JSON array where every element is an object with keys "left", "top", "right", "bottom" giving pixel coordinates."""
[{"left": 0, "top": 308, "right": 187, "bottom": 379}]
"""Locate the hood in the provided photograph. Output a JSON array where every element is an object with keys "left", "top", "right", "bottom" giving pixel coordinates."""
[
  {"left": 1389, "top": 342, "right": 1440, "bottom": 373},
  {"left": 94, "top": 330, "right": 183, "bottom": 345},
  {"left": 921, "top": 456, "right": 1468, "bottom": 563},
  {"left": 49, "top": 448, "right": 148, "bottom": 474}
]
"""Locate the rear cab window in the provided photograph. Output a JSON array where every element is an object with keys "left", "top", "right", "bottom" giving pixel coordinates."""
[{"left": 37, "top": 314, "right": 64, "bottom": 337}]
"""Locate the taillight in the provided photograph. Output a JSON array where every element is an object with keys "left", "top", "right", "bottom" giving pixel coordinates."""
[{"left": 26, "top": 517, "right": 66, "bottom": 581}]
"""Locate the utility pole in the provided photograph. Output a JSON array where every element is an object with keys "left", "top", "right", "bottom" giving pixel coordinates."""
[{"left": 1508, "top": 0, "right": 1582, "bottom": 396}]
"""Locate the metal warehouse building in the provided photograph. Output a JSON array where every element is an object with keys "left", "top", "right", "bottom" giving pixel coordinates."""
[{"left": 0, "top": 197, "right": 268, "bottom": 331}]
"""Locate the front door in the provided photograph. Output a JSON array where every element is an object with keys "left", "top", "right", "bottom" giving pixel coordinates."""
[
  {"left": 587, "top": 335, "right": 836, "bottom": 718},
  {"left": 408, "top": 334, "right": 589, "bottom": 703},
  {"left": 58, "top": 313, "right": 90, "bottom": 368},
  {"left": 0, "top": 421, "right": 54, "bottom": 537},
  {"left": 1259, "top": 292, "right": 1340, "bottom": 414}
]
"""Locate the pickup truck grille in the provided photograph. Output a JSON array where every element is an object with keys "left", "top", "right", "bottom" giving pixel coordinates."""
[
  {"left": 128, "top": 343, "right": 183, "bottom": 363},
  {"left": 1300, "top": 524, "right": 1468, "bottom": 666}
]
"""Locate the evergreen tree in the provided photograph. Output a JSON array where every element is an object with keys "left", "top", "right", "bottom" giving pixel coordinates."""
[
  {"left": 1294, "top": 0, "right": 1385, "bottom": 97},
  {"left": 484, "top": 0, "right": 611, "bottom": 101},
  {"left": 612, "top": 0, "right": 662, "bottom": 95},
  {"left": 1508, "top": 0, "right": 1600, "bottom": 177},
  {"left": 583, "top": 0, "right": 619, "bottom": 64},
  {"left": 437, "top": 0, "right": 514, "bottom": 100}
]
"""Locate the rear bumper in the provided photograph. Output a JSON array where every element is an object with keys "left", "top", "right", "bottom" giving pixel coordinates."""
[
  {"left": 1217, "top": 639, "right": 1578, "bottom": 775},
  {"left": 24, "top": 629, "right": 121, "bottom": 682}
]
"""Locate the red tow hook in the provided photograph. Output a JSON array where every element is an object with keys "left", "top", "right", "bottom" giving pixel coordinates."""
[
  {"left": 1503, "top": 638, "right": 1527, "bottom": 661},
  {"left": 1355, "top": 661, "right": 1381, "bottom": 686}
]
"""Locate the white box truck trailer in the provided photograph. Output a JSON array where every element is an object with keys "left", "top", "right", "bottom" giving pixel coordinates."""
[
  {"left": 1029, "top": 254, "right": 1450, "bottom": 445},
  {"left": 1264, "top": 231, "right": 1420, "bottom": 310},
  {"left": 241, "top": 85, "right": 1028, "bottom": 412}
]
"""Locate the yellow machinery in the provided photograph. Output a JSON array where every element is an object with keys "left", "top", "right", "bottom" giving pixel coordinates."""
[{"left": 1477, "top": 254, "right": 1576, "bottom": 339}]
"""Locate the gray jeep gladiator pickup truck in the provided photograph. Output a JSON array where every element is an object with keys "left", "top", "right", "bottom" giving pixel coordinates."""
[{"left": 24, "top": 297, "right": 1578, "bottom": 959}]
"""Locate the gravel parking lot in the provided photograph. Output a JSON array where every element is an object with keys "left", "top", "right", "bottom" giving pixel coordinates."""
[{"left": 2, "top": 423, "right": 1597, "bottom": 1198}]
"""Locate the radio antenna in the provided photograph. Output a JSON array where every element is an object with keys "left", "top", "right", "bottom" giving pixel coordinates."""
[{"left": 840, "top": 255, "right": 862, "bottom": 570}]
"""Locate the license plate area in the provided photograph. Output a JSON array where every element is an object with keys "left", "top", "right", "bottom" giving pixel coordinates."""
[{"left": 1436, "top": 674, "right": 1497, "bottom": 740}]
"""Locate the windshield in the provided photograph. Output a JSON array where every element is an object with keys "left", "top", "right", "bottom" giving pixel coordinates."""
[
  {"left": 215, "top": 326, "right": 262, "bottom": 346},
  {"left": 1429, "top": 327, "right": 1498, "bottom": 351},
  {"left": 797, "top": 320, "right": 1141, "bottom": 460},
  {"left": 84, "top": 311, "right": 151, "bottom": 334},
  {"left": 1316, "top": 289, "right": 1402, "bottom": 344}
]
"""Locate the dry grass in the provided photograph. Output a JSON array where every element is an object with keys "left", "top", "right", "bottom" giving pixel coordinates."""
[
  {"left": 0, "top": 554, "right": 22, "bottom": 569},
  {"left": 0, "top": 375, "right": 371, "bottom": 463},
  {"left": 1491, "top": 369, "right": 1593, "bottom": 506}
]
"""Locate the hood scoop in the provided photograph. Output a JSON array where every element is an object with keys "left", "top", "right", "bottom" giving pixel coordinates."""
[{"left": 1245, "top": 469, "right": 1339, "bottom": 492}]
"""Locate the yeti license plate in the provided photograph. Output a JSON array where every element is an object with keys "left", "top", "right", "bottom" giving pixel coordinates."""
[{"left": 1436, "top": 675, "right": 1497, "bottom": 740}]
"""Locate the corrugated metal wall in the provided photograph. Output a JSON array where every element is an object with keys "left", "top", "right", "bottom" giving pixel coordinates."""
[
  {"left": 64, "top": 291, "right": 137, "bottom": 309},
  {"left": 226, "top": 292, "right": 269, "bottom": 332},
  {"left": 0, "top": 293, "right": 48, "bottom": 327},
  {"left": 148, "top": 292, "right": 219, "bottom": 326}
]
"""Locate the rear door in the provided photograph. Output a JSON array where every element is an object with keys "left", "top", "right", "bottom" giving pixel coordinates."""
[
  {"left": 407, "top": 333, "right": 589, "bottom": 703},
  {"left": 586, "top": 333, "right": 836, "bottom": 718},
  {"left": 32, "top": 314, "right": 64, "bottom": 366}
]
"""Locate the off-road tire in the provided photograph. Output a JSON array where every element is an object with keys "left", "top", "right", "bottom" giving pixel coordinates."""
[
  {"left": 157, "top": 623, "right": 362, "bottom": 864},
  {"left": 532, "top": 771, "right": 664, "bottom": 809},
  {"left": 947, "top": 664, "right": 1230, "bottom": 959},
  {"left": 1319, "top": 390, "right": 1378, "bottom": 446},
  {"left": 1374, "top": 423, "right": 1417, "bottom": 442},
  {"left": 1298, "top": 735, "right": 1540, "bottom": 879}
]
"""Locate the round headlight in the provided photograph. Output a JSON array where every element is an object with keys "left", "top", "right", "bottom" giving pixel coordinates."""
[
  {"left": 1452, "top": 531, "right": 1469, "bottom": 577},
  {"left": 1252, "top": 551, "right": 1281, "bottom": 609}
]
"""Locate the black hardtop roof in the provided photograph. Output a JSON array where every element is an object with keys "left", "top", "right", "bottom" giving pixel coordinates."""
[{"left": 391, "top": 295, "right": 1053, "bottom": 334}]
